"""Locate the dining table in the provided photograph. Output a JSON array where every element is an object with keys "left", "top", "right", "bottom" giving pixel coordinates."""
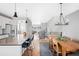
[{"left": 57, "top": 39, "right": 79, "bottom": 56}]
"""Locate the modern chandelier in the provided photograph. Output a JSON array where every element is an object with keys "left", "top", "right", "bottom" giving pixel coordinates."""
[
  {"left": 55, "top": 3, "right": 69, "bottom": 25},
  {"left": 13, "top": 3, "right": 18, "bottom": 17}
]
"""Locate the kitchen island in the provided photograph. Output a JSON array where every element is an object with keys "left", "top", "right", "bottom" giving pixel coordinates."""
[{"left": 0, "top": 34, "right": 29, "bottom": 56}]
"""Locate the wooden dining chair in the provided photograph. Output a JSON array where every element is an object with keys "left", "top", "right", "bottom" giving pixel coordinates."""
[
  {"left": 49, "top": 35, "right": 56, "bottom": 51},
  {"left": 52, "top": 38, "right": 62, "bottom": 56},
  {"left": 49, "top": 36, "right": 53, "bottom": 49}
]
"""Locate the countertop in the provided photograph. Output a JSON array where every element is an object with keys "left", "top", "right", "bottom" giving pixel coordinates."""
[
  {"left": 0, "top": 37, "right": 21, "bottom": 46},
  {"left": 0, "top": 34, "right": 29, "bottom": 46}
]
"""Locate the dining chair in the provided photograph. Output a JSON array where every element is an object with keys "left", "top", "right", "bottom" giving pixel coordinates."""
[
  {"left": 49, "top": 36, "right": 53, "bottom": 49},
  {"left": 49, "top": 35, "right": 56, "bottom": 51},
  {"left": 52, "top": 38, "right": 62, "bottom": 56}
]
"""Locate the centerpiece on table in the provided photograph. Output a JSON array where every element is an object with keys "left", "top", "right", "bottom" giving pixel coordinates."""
[{"left": 57, "top": 32, "right": 66, "bottom": 41}]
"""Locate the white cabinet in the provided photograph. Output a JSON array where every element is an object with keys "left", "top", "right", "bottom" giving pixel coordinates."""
[
  {"left": 5, "top": 24, "right": 11, "bottom": 34},
  {"left": 0, "top": 26, "right": 2, "bottom": 34},
  {"left": 0, "top": 46, "right": 22, "bottom": 56},
  {"left": 0, "top": 35, "right": 8, "bottom": 39},
  {"left": 1, "top": 24, "right": 5, "bottom": 29}
]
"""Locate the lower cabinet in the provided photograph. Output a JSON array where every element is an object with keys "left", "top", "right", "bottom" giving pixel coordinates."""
[{"left": 0, "top": 46, "right": 22, "bottom": 56}]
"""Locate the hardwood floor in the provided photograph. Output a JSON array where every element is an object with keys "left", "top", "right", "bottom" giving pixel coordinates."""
[
  {"left": 22, "top": 38, "right": 52, "bottom": 56},
  {"left": 22, "top": 39, "right": 40, "bottom": 56}
]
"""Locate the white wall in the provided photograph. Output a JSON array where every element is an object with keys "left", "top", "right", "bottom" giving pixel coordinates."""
[
  {"left": 46, "top": 17, "right": 63, "bottom": 35},
  {"left": 26, "top": 18, "right": 32, "bottom": 36},
  {"left": 32, "top": 25, "right": 41, "bottom": 32},
  {"left": 41, "top": 23, "right": 47, "bottom": 31},
  {"left": 62, "top": 10, "right": 79, "bottom": 40}
]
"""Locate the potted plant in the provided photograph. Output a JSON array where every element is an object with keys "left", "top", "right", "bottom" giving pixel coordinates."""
[{"left": 57, "top": 35, "right": 65, "bottom": 40}]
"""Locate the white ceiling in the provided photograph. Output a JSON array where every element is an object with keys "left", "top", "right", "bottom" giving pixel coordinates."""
[{"left": 0, "top": 3, "right": 79, "bottom": 25}]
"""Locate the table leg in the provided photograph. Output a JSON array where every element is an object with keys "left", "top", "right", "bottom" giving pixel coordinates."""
[{"left": 62, "top": 47, "right": 66, "bottom": 56}]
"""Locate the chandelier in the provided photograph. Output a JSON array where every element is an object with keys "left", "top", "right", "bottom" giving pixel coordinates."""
[
  {"left": 13, "top": 3, "right": 18, "bottom": 17},
  {"left": 55, "top": 3, "right": 69, "bottom": 25}
]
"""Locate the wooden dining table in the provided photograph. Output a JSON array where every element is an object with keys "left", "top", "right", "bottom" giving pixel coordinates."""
[{"left": 57, "top": 39, "right": 79, "bottom": 56}]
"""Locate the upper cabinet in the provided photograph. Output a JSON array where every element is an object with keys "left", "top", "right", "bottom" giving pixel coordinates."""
[{"left": 0, "top": 15, "right": 12, "bottom": 29}]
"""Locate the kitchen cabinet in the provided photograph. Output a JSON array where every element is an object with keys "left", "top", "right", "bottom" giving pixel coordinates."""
[
  {"left": 0, "top": 46, "right": 22, "bottom": 56},
  {"left": 0, "top": 26, "right": 2, "bottom": 34}
]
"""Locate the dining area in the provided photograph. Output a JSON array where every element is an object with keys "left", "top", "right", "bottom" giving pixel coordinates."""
[{"left": 48, "top": 34, "right": 79, "bottom": 56}]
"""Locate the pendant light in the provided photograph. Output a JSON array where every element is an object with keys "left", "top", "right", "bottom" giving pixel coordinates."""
[
  {"left": 55, "top": 3, "right": 69, "bottom": 25},
  {"left": 13, "top": 3, "right": 18, "bottom": 17},
  {"left": 26, "top": 20, "right": 27, "bottom": 23},
  {"left": 25, "top": 9, "right": 28, "bottom": 23}
]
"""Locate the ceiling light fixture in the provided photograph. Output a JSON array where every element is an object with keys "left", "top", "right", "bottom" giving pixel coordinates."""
[
  {"left": 13, "top": 3, "right": 18, "bottom": 17},
  {"left": 25, "top": 9, "right": 28, "bottom": 23},
  {"left": 55, "top": 3, "right": 69, "bottom": 25}
]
